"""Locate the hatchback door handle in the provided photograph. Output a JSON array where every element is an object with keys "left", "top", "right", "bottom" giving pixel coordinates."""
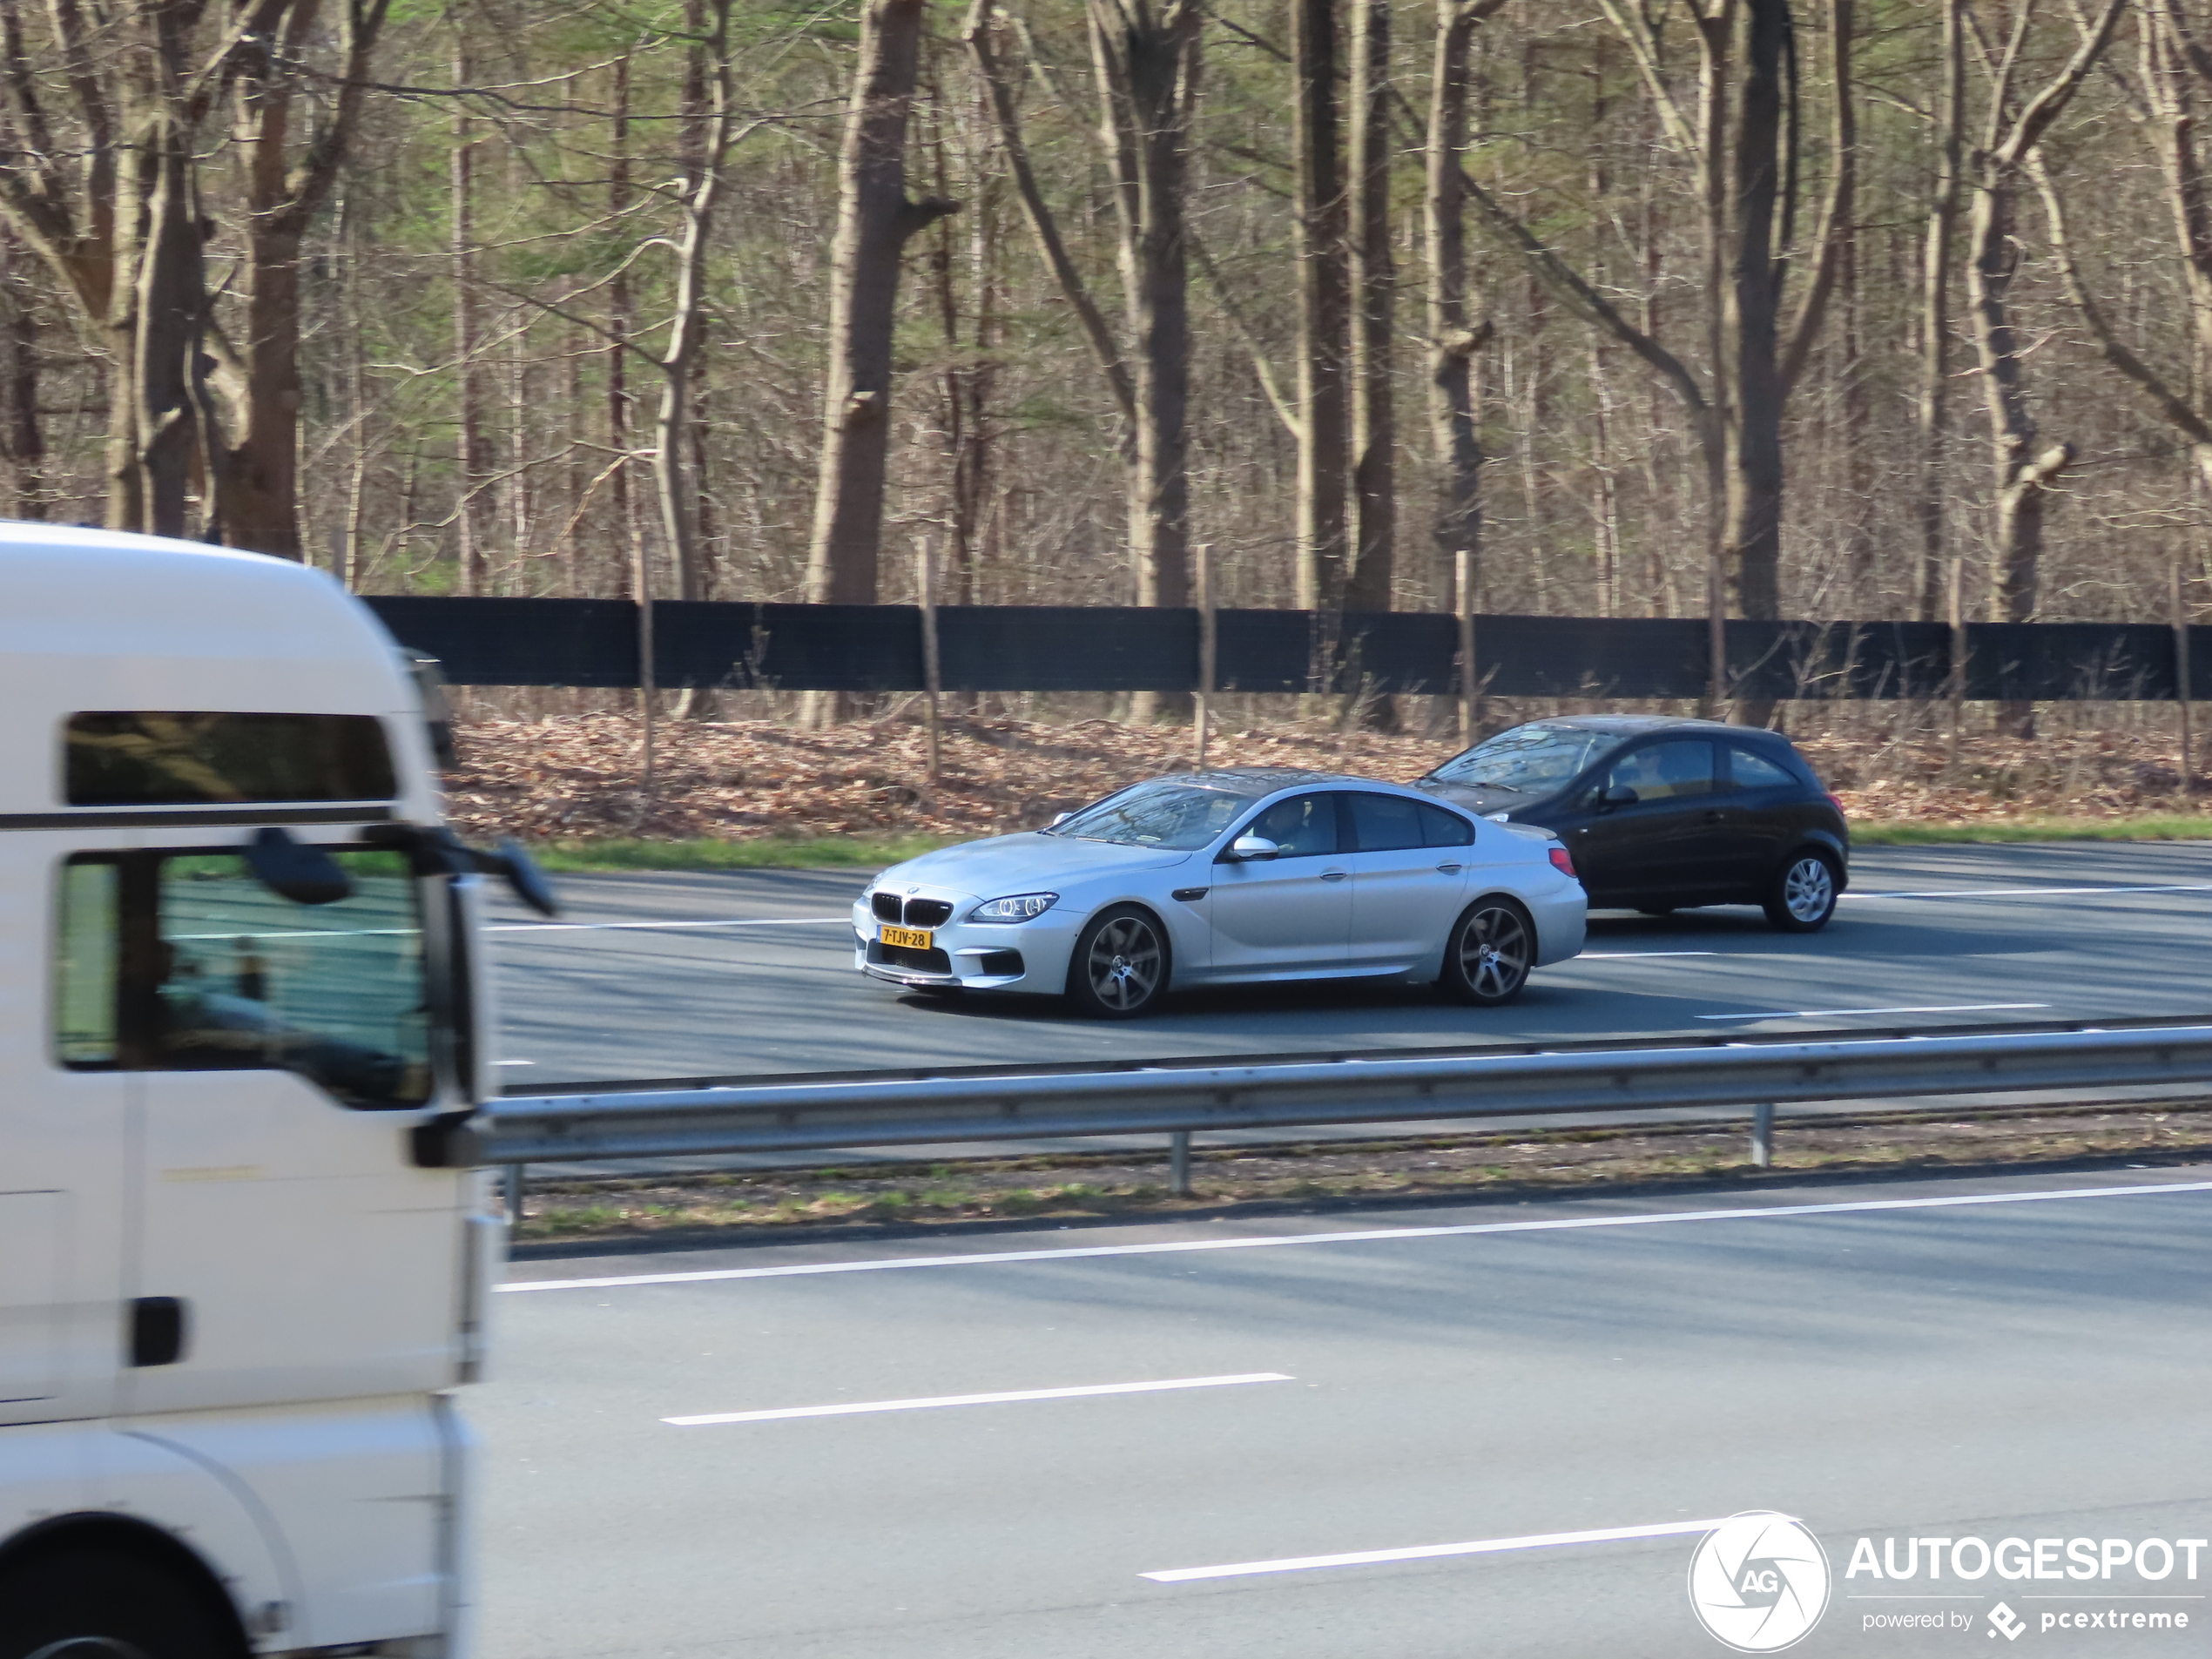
[
  {"left": 1435, "top": 862, "right": 1462, "bottom": 874},
  {"left": 1319, "top": 869, "right": 1349, "bottom": 881}
]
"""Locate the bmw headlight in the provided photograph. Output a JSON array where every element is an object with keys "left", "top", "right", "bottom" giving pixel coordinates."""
[{"left": 970, "top": 892, "right": 1058, "bottom": 922}]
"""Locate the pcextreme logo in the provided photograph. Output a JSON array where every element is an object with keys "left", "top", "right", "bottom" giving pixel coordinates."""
[{"left": 1688, "top": 1512, "right": 1833, "bottom": 1653}]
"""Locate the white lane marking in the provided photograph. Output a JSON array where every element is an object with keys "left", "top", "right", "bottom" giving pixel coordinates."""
[
  {"left": 665, "top": 1372, "right": 1291, "bottom": 1426},
  {"left": 495, "top": 1060, "right": 535, "bottom": 1067},
  {"left": 1847, "top": 882, "right": 2212, "bottom": 901},
  {"left": 1696, "top": 1001, "right": 2048, "bottom": 1022},
  {"left": 1142, "top": 1516, "right": 1734, "bottom": 1583},
  {"left": 489, "top": 916, "right": 849, "bottom": 934},
  {"left": 1582, "top": 950, "right": 1721, "bottom": 959},
  {"left": 496, "top": 1177, "right": 2212, "bottom": 1293}
]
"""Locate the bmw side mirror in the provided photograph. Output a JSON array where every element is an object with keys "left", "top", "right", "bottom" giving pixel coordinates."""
[
  {"left": 1599, "top": 786, "right": 1639, "bottom": 811},
  {"left": 1228, "top": 834, "right": 1280, "bottom": 862}
]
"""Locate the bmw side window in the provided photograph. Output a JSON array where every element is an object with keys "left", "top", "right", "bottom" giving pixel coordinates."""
[
  {"left": 1418, "top": 803, "right": 1475, "bottom": 847},
  {"left": 54, "top": 857, "right": 121, "bottom": 1069},
  {"left": 1605, "top": 740, "right": 1716, "bottom": 801},
  {"left": 1244, "top": 793, "right": 1339, "bottom": 858},
  {"left": 1729, "top": 746, "right": 1796, "bottom": 790},
  {"left": 1348, "top": 792, "right": 1425, "bottom": 853}
]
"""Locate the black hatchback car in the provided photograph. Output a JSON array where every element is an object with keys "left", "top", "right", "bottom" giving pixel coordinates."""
[{"left": 1415, "top": 716, "right": 1850, "bottom": 931}]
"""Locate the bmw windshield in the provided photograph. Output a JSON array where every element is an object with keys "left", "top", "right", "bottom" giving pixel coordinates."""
[
  {"left": 1045, "top": 780, "right": 1251, "bottom": 850},
  {"left": 1426, "top": 725, "right": 1620, "bottom": 795}
]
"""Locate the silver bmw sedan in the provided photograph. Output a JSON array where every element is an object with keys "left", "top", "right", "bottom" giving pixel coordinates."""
[{"left": 853, "top": 767, "right": 1587, "bottom": 1018}]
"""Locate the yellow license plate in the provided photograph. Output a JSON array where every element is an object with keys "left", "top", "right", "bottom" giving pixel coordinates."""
[{"left": 880, "top": 924, "right": 933, "bottom": 950}]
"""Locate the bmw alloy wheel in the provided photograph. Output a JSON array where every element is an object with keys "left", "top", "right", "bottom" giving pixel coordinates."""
[
  {"left": 1078, "top": 911, "right": 1165, "bottom": 1015},
  {"left": 1447, "top": 901, "right": 1532, "bottom": 1005}
]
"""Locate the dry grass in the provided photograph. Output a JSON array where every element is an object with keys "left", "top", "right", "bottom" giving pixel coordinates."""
[{"left": 509, "top": 1103, "right": 2212, "bottom": 1241}]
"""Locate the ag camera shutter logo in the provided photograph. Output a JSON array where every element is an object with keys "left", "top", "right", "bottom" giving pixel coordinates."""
[{"left": 1687, "top": 1512, "right": 1831, "bottom": 1652}]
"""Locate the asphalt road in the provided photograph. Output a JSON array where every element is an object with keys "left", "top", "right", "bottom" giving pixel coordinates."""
[
  {"left": 490, "top": 841, "right": 2212, "bottom": 1087},
  {"left": 478, "top": 842, "right": 2212, "bottom": 1173},
  {"left": 474, "top": 1163, "right": 2212, "bottom": 1657}
]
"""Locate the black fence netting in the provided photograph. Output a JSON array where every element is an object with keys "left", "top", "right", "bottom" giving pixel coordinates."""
[{"left": 361, "top": 597, "right": 2211, "bottom": 702}]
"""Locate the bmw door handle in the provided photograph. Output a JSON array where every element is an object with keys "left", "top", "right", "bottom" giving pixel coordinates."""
[{"left": 1319, "top": 869, "right": 1349, "bottom": 882}]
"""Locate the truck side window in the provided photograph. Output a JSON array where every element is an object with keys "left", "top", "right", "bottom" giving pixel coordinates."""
[
  {"left": 151, "top": 849, "right": 433, "bottom": 1109},
  {"left": 54, "top": 858, "right": 120, "bottom": 1068}
]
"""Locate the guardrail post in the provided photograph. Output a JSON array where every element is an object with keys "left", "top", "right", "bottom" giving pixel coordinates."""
[
  {"left": 503, "top": 1162, "right": 525, "bottom": 1225},
  {"left": 1170, "top": 1130, "right": 1192, "bottom": 1197},
  {"left": 1750, "top": 1103, "right": 1774, "bottom": 1170}
]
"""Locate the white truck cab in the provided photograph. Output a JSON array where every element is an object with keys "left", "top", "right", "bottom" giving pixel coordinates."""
[{"left": 0, "top": 524, "right": 515, "bottom": 1658}]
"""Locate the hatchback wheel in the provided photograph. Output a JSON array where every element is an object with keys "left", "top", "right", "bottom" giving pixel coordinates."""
[
  {"left": 1764, "top": 851, "right": 1838, "bottom": 932},
  {"left": 1440, "top": 899, "right": 1534, "bottom": 1006},
  {"left": 1066, "top": 905, "right": 1170, "bottom": 1018}
]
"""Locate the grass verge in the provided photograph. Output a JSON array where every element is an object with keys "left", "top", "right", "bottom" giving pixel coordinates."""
[
  {"left": 1849, "top": 815, "right": 2212, "bottom": 846},
  {"left": 509, "top": 1103, "right": 2212, "bottom": 1242},
  {"left": 525, "top": 834, "right": 955, "bottom": 873}
]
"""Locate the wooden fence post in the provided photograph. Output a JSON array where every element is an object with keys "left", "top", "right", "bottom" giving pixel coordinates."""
[
  {"left": 916, "top": 535, "right": 941, "bottom": 791},
  {"left": 1194, "top": 543, "right": 1216, "bottom": 768},
  {"left": 2175, "top": 556, "right": 2195, "bottom": 802},
  {"left": 1455, "top": 546, "right": 1478, "bottom": 745}
]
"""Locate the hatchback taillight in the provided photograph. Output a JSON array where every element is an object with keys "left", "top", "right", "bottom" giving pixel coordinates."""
[
  {"left": 1825, "top": 792, "right": 1846, "bottom": 816},
  {"left": 1548, "top": 846, "right": 1576, "bottom": 879}
]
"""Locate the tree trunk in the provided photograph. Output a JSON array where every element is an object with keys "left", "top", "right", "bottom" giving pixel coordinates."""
[
  {"left": 1915, "top": 0, "right": 1963, "bottom": 625},
  {"left": 1968, "top": 165, "right": 2067, "bottom": 739},
  {"left": 1716, "top": 3, "right": 1783, "bottom": 708},
  {"left": 451, "top": 29, "right": 489, "bottom": 592},
  {"left": 1291, "top": 0, "right": 1350, "bottom": 618},
  {"left": 608, "top": 51, "right": 637, "bottom": 609},
  {"left": 1089, "top": 0, "right": 1200, "bottom": 720},
  {"left": 1425, "top": 0, "right": 1487, "bottom": 618},
  {"left": 805, "top": 0, "right": 958, "bottom": 619},
  {"left": 1345, "top": 0, "right": 1393, "bottom": 616},
  {"left": 216, "top": 0, "right": 391, "bottom": 559},
  {"left": 134, "top": 98, "right": 209, "bottom": 540},
  {"left": 0, "top": 226, "right": 43, "bottom": 517}
]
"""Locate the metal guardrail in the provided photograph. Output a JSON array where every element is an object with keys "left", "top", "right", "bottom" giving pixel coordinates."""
[{"left": 482, "top": 1015, "right": 2212, "bottom": 1168}]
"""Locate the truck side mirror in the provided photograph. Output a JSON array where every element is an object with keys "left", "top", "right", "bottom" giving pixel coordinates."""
[
  {"left": 246, "top": 826, "right": 354, "bottom": 906},
  {"left": 492, "top": 838, "right": 559, "bottom": 918}
]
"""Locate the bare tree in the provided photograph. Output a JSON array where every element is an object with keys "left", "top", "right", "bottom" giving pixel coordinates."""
[
  {"left": 651, "top": 0, "right": 740, "bottom": 612},
  {"left": 1960, "top": 0, "right": 2128, "bottom": 737},
  {"left": 1915, "top": 0, "right": 1966, "bottom": 624},
  {"left": 1345, "top": 0, "right": 1393, "bottom": 617},
  {"left": 0, "top": 225, "right": 42, "bottom": 516},
  {"left": 214, "top": 0, "right": 391, "bottom": 558},
  {"left": 965, "top": 0, "right": 1198, "bottom": 719},
  {"left": 1423, "top": 0, "right": 1502, "bottom": 621},
  {"left": 805, "top": 0, "right": 959, "bottom": 625},
  {"left": 1292, "top": 0, "right": 1349, "bottom": 615}
]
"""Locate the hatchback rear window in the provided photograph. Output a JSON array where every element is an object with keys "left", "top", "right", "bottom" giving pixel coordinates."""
[{"left": 65, "top": 712, "right": 396, "bottom": 806}]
